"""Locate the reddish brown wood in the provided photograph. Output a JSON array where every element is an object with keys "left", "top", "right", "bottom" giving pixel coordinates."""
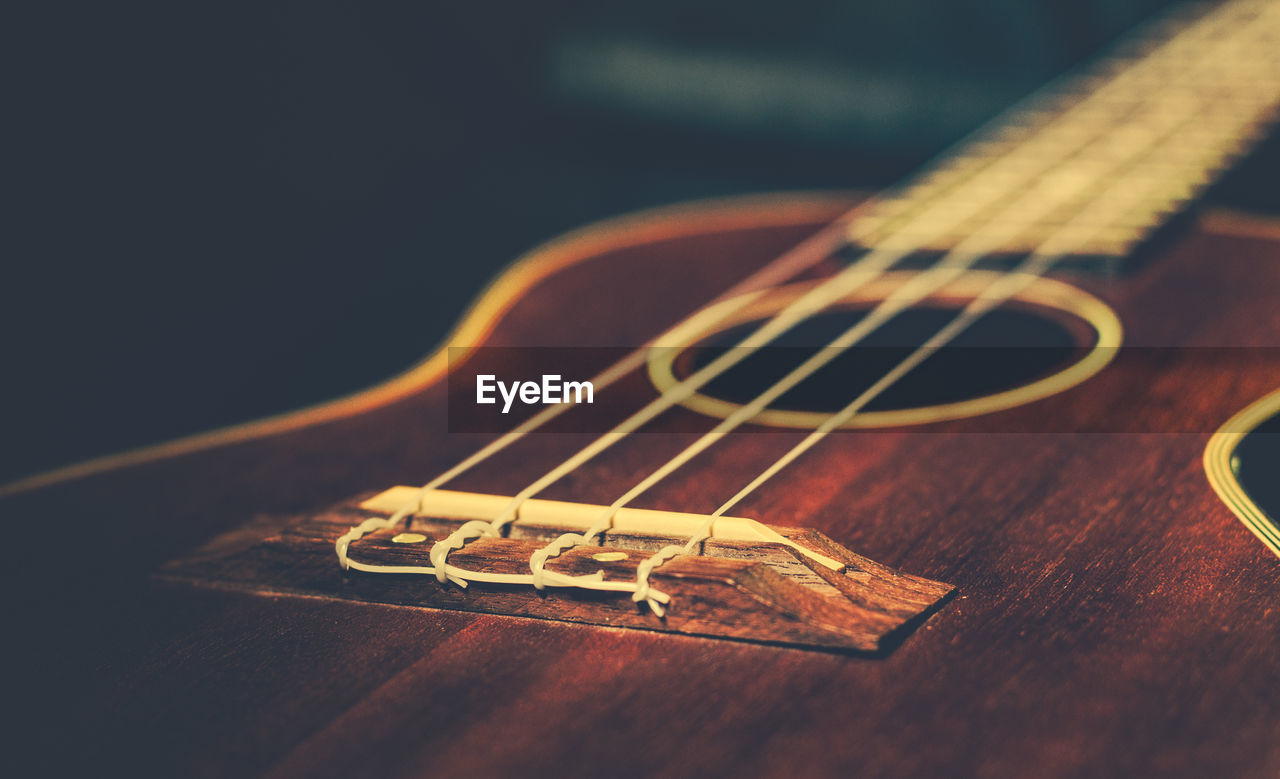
[{"left": 4, "top": 196, "right": 1280, "bottom": 777}]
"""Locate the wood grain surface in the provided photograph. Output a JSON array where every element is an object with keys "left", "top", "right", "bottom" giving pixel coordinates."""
[{"left": 4, "top": 194, "right": 1280, "bottom": 778}]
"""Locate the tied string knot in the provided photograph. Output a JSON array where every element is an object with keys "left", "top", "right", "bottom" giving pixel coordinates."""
[
  {"left": 632, "top": 529, "right": 711, "bottom": 618},
  {"left": 526, "top": 511, "right": 673, "bottom": 614},
  {"left": 631, "top": 545, "right": 684, "bottom": 618},
  {"left": 335, "top": 515, "right": 401, "bottom": 570},
  {"left": 428, "top": 520, "right": 498, "bottom": 586},
  {"left": 635, "top": 586, "right": 672, "bottom": 616},
  {"left": 529, "top": 532, "right": 586, "bottom": 590},
  {"left": 529, "top": 506, "right": 618, "bottom": 589}
]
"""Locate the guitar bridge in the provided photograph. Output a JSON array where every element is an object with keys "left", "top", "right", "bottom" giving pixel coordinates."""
[{"left": 160, "top": 487, "right": 953, "bottom": 653}]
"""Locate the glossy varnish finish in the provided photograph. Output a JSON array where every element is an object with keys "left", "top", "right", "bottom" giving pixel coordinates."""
[{"left": 5, "top": 195, "right": 1280, "bottom": 777}]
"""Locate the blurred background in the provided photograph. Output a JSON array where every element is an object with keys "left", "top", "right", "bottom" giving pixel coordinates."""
[{"left": 6, "top": 0, "right": 1279, "bottom": 484}]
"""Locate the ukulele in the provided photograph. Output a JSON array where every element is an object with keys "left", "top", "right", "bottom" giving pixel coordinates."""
[{"left": 7, "top": 1, "right": 1280, "bottom": 776}]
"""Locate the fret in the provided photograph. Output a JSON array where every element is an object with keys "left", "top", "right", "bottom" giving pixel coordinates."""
[{"left": 848, "top": 0, "right": 1280, "bottom": 263}]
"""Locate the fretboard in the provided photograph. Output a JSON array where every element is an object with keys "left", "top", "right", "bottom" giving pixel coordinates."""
[{"left": 847, "top": 0, "right": 1280, "bottom": 261}]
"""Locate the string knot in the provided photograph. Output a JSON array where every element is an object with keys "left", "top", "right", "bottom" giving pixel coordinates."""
[
  {"left": 631, "top": 544, "right": 682, "bottom": 617},
  {"left": 529, "top": 532, "right": 581, "bottom": 589},
  {"left": 429, "top": 520, "right": 496, "bottom": 586}
]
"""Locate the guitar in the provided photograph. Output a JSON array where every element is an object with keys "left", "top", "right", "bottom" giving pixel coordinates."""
[{"left": 7, "top": 1, "right": 1280, "bottom": 776}]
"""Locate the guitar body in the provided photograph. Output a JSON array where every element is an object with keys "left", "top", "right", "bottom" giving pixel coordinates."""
[{"left": 7, "top": 192, "right": 1280, "bottom": 777}]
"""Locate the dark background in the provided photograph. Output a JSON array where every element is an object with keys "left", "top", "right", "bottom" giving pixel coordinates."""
[{"left": 6, "top": 0, "right": 1278, "bottom": 484}]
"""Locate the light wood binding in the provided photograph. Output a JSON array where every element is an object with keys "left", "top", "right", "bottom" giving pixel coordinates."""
[{"left": 1204, "top": 387, "right": 1280, "bottom": 559}]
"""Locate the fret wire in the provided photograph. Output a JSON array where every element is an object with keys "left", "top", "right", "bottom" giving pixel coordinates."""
[{"left": 855, "top": 0, "right": 1280, "bottom": 257}]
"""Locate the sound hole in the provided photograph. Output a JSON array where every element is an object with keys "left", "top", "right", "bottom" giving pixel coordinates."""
[
  {"left": 1233, "top": 413, "right": 1280, "bottom": 525},
  {"left": 677, "top": 304, "right": 1090, "bottom": 414}
]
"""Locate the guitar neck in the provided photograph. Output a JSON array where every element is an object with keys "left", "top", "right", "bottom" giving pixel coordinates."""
[{"left": 848, "top": 0, "right": 1280, "bottom": 261}]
